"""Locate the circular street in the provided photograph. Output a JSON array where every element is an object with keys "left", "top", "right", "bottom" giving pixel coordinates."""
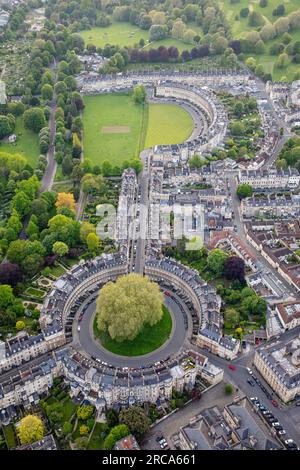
[{"left": 76, "top": 294, "right": 190, "bottom": 368}]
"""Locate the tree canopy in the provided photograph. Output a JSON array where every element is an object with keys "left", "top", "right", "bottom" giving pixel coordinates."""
[
  {"left": 96, "top": 273, "right": 163, "bottom": 342},
  {"left": 17, "top": 415, "right": 44, "bottom": 445}
]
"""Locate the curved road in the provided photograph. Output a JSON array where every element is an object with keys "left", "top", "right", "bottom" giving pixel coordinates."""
[{"left": 75, "top": 295, "right": 189, "bottom": 368}]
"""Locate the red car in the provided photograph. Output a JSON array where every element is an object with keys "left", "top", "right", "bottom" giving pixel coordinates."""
[
  {"left": 164, "top": 291, "right": 171, "bottom": 297},
  {"left": 272, "top": 399, "right": 279, "bottom": 407},
  {"left": 228, "top": 365, "right": 236, "bottom": 371}
]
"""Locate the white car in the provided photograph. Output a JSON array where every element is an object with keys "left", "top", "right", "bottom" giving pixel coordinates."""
[
  {"left": 247, "top": 368, "right": 253, "bottom": 375},
  {"left": 278, "top": 430, "right": 286, "bottom": 435},
  {"left": 272, "top": 422, "right": 280, "bottom": 427}
]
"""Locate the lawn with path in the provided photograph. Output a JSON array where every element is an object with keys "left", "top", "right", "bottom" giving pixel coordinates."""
[{"left": 78, "top": 21, "right": 203, "bottom": 52}]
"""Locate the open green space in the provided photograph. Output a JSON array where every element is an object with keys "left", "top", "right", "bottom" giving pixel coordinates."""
[
  {"left": 2, "top": 425, "right": 17, "bottom": 449},
  {"left": 83, "top": 93, "right": 145, "bottom": 166},
  {"left": 145, "top": 103, "right": 193, "bottom": 149},
  {"left": 87, "top": 423, "right": 107, "bottom": 450},
  {"left": 79, "top": 22, "right": 149, "bottom": 49},
  {"left": 79, "top": 21, "right": 203, "bottom": 51},
  {"left": 83, "top": 94, "right": 194, "bottom": 165},
  {"left": 94, "top": 304, "right": 172, "bottom": 356},
  {"left": 220, "top": 0, "right": 300, "bottom": 37},
  {"left": 0, "top": 116, "right": 40, "bottom": 168}
]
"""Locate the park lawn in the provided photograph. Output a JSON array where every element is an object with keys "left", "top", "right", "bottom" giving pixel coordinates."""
[
  {"left": 83, "top": 94, "right": 195, "bottom": 165},
  {"left": 79, "top": 22, "right": 150, "bottom": 48},
  {"left": 144, "top": 103, "right": 193, "bottom": 149},
  {"left": 220, "top": 0, "right": 300, "bottom": 37},
  {"left": 3, "top": 425, "right": 17, "bottom": 449},
  {"left": 79, "top": 21, "right": 203, "bottom": 51},
  {"left": 87, "top": 423, "right": 107, "bottom": 450},
  {"left": 94, "top": 305, "right": 172, "bottom": 356},
  {"left": 0, "top": 116, "right": 40, "bottom": 168},
  {"left": 83, "top": 93, "right": 146, "bottom": 166}
]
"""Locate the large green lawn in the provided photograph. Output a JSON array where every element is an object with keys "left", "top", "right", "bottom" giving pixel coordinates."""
[
  {"left": 83, "top": 94, "right": 194, "bottom": 166},
  {"left": 83, "top": 93, "right": 146, "bottom": 166},
  {"left": 0, "top": 116, "right": 40, "bottom": 168},
  {"left": 79, "top": 21, "right": 203, "bottom": 51},
  {"left": 79, "top": 22, "right": 149, "bottom": 49},
  {"left": 145, "top": 103, "right": 193, "bottom": 148},
  {"left": 94, "top": 305, "right": 172, "bottom": 356}
]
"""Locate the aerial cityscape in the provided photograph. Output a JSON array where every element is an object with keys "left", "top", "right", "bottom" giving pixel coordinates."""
[{"left": 0, "top": 0, "right": 300, "bottom": 456}]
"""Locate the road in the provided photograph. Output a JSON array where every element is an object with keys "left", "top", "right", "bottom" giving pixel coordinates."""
[
  {"left": 134, "top": 149, "right": 151, "bottom": 274},
  {"left": 39, "top": 98, "right": 57, "bottom": 193},
  {"left": 226, "top": 172, "right": 297, "bottom": 297},
  {"left": 74, "top": 294, "right": 189, "bottom": 368}
]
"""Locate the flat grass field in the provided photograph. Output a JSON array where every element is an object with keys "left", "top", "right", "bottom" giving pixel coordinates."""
[
  {"left": 79, "top": 21, "right": 203, "bottom": 52},
  {"left": 0, "top": 116, "right": 40, "bottom": 168},
  {"left": 145, "top": 103, "right": 193, "bottom": 148},
  {"left": 83, "top": 93, "right": 193, "bottom": 166},
  {"left": 94, "top": 305, "right": 172, "bottom": 356}
]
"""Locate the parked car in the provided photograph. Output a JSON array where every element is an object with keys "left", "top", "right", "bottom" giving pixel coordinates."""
[
  {"left": 277, "top": 430, "right": 286, "bottom": 435},
  {"left": 250, "top": 397, "right": 259, "bottom": 402},
  {"left": 272, "top": 422, "right": 281, "bottom": 427},
  {"left": 271, "top": 399, "right": 279, "bottom": 407},
  {"left": 247, "top": 379, "right": 255, "bottom": 387},
  {"left": 296, "top": 401, "right": 300, "bottom": 407},
  {"left": 247, "top": 368, "right": 253, "bottom": 375}
]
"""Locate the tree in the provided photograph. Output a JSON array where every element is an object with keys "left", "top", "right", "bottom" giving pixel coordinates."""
[
  {"left": 79, "top": 425, "right": 89, "bottom": 436},
  {"left": 96, "top": 273, "right": 163, "bottom": 342},
  {"left": 16, "top": 320, "right": 25, "bottom": 330},
  {"left": 273, "top": 4, "right": 285, "bottom": 16},
  {"left": 223, "top": 256, "right": 245, "bottom": 282},
  {"left": 24, "top": 108, "right": 46, "bottom": 133},
  {"left": 119, "top": 406, "right": 150, "bottom": 440},
  {"left": 62, "top": 422, "right": 72, "bottom": 436},
  {"left": 103, "top": 424, "right": 129, "bottom": 450},
  {"left": 224, "top": 308, "right": 240, "bottom": 326},
  {"left": 75, "top": 437, "right": 88, "bottom": 450},
  {"left": 0, "top": 115, "right": 14, "bottom": 139},
  {"left": 55, "top": 192, "right": 76, "bottom": 213},
  {"left": 86, "top": 232, "right": 100, "bottom": 252},
  {"left": 11, "top": 191, "right": 32, "bottom": 218},
  {"left": 0, "top": 285, "right": 15, "bottom": 309},
  {"left": 133, "top": 85, "right": 146, "bottom": 104},
  {"left": 149, "top": 24, "right": 167, "bottom": 42},
  {"left": 76, "top": 405, "right": 94, "bottom": 421},
  {"left": 7, "top": 239, "right": 46, "bottom": 276},
  {"left": 236, "top": 183, "right": 253, "bottom": 199},
  {"left": 17, "top": 415, "right": 44, "bottom": 444},
  {"left": 248, "top": 11, "right": 265, "bottom": 27},
  {"left": 259, "top": 0, "right": 268, "bottom": 7},
  {"left": 207, "top": 249, "right": 228, "bottom": 277},
  {"left": 0, "top": 263, "right": 23, "bottom": 286},
  {"left": 52, "top": 241, "right": 69, "bottom": 257},
  {"left": 172, "top": 19, "right": 186, "bottom": 39},
  {"left": 105, "top": 409, "right": 119, "bottom": 428},
  {"left": 225, "top": 384, "right": 233, "bottom": 395},
  {"left": 48, "top": 214, "right": 80, "bottom": 247},
  {"left": 41, "top": 84, "right": 53, "bottom": 101},
  {"left": 80, "top": 221, "right": 96, "bottom": 243}
]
